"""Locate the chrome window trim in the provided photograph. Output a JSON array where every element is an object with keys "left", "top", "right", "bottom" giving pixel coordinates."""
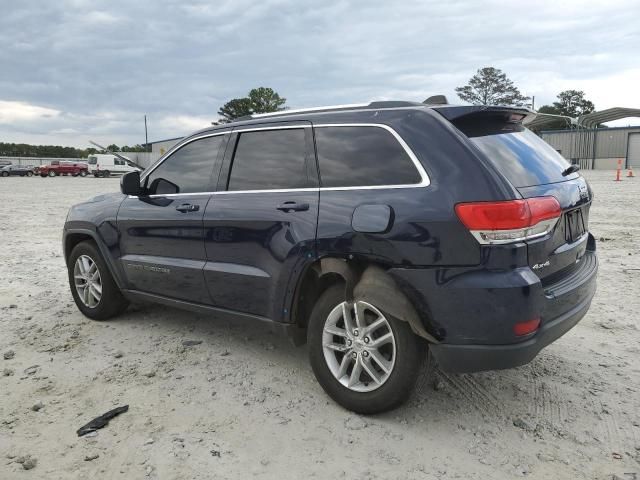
[
  {"left": 313, "top": 123, "right": 430, "bottom": 189},
  {"left": 131, "top": 122, "right": 430, "bottom": 198}
]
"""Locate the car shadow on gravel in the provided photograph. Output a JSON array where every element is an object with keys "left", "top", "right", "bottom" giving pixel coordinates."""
[{"left": 108, "top": 301, "right": 582, "bottom": 429}]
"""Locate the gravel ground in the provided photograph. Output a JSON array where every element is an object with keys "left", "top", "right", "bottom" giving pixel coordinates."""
[{"left": 1, "top": 171, "right": 639, "bottom": 479}]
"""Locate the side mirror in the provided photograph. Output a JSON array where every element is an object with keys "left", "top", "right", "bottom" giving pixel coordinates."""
[{"left": 121, "top": 171, "right": 142, "bottom": 196}]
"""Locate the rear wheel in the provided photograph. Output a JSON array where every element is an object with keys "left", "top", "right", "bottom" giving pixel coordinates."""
[
  {"left": 102, "top": 170, "right": 110, "bottom": 177},
  {"left": 1, "top": 171, "right": 8, "bottom": 177},
  {"left": 80, "top": 170, "right": 87, "bottom": 177},
  {"left": 26, "top": 171, "right": 33, "bottom": 177},
  {"left": 308, "top": 285, "right": 424, "bottom": 414},
  {"left": 68, "top": 241, "right": 129, "bottom": 320}
]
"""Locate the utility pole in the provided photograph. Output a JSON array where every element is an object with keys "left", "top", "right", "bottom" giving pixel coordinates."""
[
  {"left": 144, "top": 115, "right": 149, "bottom": 152},
  {"left": 531, "top": 95, "right": 535, "bottom": 110}
]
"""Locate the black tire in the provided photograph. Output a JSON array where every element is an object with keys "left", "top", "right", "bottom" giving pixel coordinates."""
[
  {"left": 67, "top": 240, "right": 129, "bottom": 320},
  {"left": 1, "top": 171, "right": 8, "bottom": 177},
  {"left": 103, "top": 170, "right": 110, "bottom": 177},
  {"left": 308, "top": 284, "right": 425, "bottom": 414},
  {"left": 27, "top": 171, "right": 33, "bottom": 177},
  {"left": 80, "top": 170, "right": 87, "bottom": 177},
  {"left": 48, "top": 170, "right": 56, "bottom": 177}
]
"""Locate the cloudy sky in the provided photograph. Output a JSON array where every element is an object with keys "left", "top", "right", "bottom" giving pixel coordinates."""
[{"left": 1, "top": 0, "right": 639, "bottom": 148}]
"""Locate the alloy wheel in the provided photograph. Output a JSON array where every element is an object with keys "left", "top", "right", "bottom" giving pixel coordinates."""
[
  {"left": 73, "top": 255, "right": 102, "bottom": 308},
  {"left": 322, "top": 300, "right": 396, "bottom": 392}
]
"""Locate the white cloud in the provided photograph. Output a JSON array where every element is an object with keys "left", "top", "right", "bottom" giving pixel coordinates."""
[{"left": 0, "top": 101, "right": 60, "bottom": 124}]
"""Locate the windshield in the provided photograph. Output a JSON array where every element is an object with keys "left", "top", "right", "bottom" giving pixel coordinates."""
[{"left": 88, "top": 156, "right": 97, "bottom": 165}]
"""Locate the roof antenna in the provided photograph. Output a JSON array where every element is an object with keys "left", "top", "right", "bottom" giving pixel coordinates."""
[{"left": 423, "top": 95, "right": 448, "bottom": 105}]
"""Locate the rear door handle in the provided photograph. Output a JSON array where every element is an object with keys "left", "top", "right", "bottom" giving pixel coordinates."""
[
  {"left": 276, "top": 201, "right": 309, "bottom": 212},
  {"left": 176, "top": 203, "right": 200, "bottom": 213}
]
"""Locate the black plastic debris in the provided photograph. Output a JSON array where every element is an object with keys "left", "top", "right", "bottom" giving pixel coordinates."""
[{"left": 77, "top": 405, "right": 129, "bottom": 437}]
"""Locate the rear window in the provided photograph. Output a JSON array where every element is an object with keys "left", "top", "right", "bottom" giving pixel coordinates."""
[
  {"left": 314, "top": 126, "right": 421, "bottom": 188},
  {"left": 457, "top": 116, "right": 576, "bottom": 187}
]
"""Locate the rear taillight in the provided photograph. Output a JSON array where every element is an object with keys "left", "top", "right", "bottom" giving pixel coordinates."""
[{"left": 455, "top": 196, "right": 561, "bottom": 245}]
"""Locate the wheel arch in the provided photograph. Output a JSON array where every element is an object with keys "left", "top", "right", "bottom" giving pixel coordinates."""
[
  {"left": 63, "top": 229, "right": 125, "bottom": 288},
  {"left": 291, "top": 256, "right": 439, "bottom": 344}
]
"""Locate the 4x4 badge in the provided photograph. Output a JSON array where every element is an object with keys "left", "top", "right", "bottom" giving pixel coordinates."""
[{"left": 532, "top": 260, "right": 550, "bottom": 270}]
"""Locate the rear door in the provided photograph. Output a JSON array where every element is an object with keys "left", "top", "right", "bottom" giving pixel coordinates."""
[
  {"left": 203, "top": 123, "right": 318, "bottom": 321},
  {"left": 117, "top": 133, "right": 228, "bottom": 303},
  {"left": 452, "top": 111, "right": 593, "bottom": 282}
]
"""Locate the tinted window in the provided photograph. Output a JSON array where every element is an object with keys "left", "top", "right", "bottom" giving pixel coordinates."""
[
  {"left": 315, "top": 126, "right": 421, "bottom": 187},
  {"left": 459, "top": 118, "right": 575, "bottom": 187},
  {"left": 228, "top": 129, "right": 308, "bottom": 191},
  {"left": 146, "top": 135, "right": 224, "bottom": 194}
]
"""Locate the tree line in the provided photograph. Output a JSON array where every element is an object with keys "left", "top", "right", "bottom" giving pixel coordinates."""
[
  {"left": 454, "top": 66, "right": 595, "bottom": 121},
  {"left": 1, "top": 69, "right": 599, "bottom": 157},
  {"left": 217, "top": 70, "right": 596, "bottom": 129},
  {"left": 0, "top": 143, "right": 149, "bottom": 158}
]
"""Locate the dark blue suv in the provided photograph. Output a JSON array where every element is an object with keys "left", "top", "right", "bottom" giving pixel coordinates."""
[{"left": 63, "top": 101, "right": 597, "bottom": 413}]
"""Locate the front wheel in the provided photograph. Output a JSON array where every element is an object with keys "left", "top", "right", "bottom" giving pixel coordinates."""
[
  {"left": 26, "top": 171, "right": 33, "bottom": 177},
  {"left": 1, "top": 171, "right": 8, "bottom": 177},
  {"left": 308, "top": 285, "right": 424, "bottom": 414},
  {"left": 79, "top": 170, "right": 87, "bottom": 177},
  {"left": 68, "top": 241, "right": 129, "bottom": 320},
  {"left": 48, "top": 170, "right": 56, "bottom": 177}
]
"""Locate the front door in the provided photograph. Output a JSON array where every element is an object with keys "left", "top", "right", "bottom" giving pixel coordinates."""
[
  {"left": 203, "top": 124, "right": 319, "bottom": 321},
  {"left": 117, "top": 133, "right": 229, "bottom": 304}
]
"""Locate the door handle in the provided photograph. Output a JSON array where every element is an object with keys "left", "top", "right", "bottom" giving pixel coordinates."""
[
  {"left": 276, "top": 201, "right": 310, "bottom": 212},
  {"left": 176, "top": 203, "right": 200, "bottom": 213}
]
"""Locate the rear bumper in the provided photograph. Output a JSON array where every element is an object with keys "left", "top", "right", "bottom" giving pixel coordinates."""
[
  {"left": 429, "top": 289, "right": 593, "bottom": 372},
  {"left": 390, "top": 247, "right": 598, "bottom": 373}
]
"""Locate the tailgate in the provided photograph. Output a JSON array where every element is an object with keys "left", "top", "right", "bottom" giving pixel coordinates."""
[
  {"left": 519, "top": 177, "right": 593, "bottom": 282},
  {"left": 439, "top": 106, "right": 594, "bottom": 282}
]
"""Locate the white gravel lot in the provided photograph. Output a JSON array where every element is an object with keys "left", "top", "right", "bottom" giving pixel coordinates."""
[{"left": 1, "top": 171, "right": 639, "bottom": 479}]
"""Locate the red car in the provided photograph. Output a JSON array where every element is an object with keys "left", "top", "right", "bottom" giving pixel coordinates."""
[{"left": 36, "top": 161, "right": 89, "bottom": 177}]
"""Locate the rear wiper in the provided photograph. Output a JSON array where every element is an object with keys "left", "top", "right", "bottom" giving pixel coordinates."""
[{"left": 562, "top": 164, "right": 580, "bottom": 176}]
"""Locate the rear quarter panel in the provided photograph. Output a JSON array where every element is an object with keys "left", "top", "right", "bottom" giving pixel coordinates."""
[{"left": 315, "top": 109, "right": 518, "bottom": 267}]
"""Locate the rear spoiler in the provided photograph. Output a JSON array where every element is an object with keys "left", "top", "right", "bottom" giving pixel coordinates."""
[{"left": 432, "top": 105, "right": 536, "bottom": 125}]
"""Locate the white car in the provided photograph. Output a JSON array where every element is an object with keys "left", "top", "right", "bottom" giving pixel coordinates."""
[{"left": 87, "top": 154, "right": 141, "bottom": 177}]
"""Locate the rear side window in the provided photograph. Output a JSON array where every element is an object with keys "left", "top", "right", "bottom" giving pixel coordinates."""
[
  {"left": 314, "top": 126, "right": 421, "bottom": 188},
  {"left": 145, "top": 135, "right": 224, "bottom": 195},
  {"left": 457, "top": 116, "right": 575, "bottom": 187},
  {"left": 228, "top": 129, "right": 308, "bottom": 191}
]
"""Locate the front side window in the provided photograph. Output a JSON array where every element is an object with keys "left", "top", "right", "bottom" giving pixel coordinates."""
[
  {"left": 145, "top": 135, "right": 225, "bottom": 195},
  {"left": 314, "top": 126, "right": 421, "bottom": 188},
  {"left": 227, "top": 129, "right": 308, "bottom": 191}
]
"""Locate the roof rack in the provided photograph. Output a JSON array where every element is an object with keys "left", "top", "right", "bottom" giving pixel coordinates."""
[{"left": 239, "top": 101, "right": 424, "bottom": 121}]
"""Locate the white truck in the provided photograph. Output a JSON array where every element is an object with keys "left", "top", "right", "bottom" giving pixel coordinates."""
[{"left": 87, "top": 154, "right": 142, "bottom": 177}]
